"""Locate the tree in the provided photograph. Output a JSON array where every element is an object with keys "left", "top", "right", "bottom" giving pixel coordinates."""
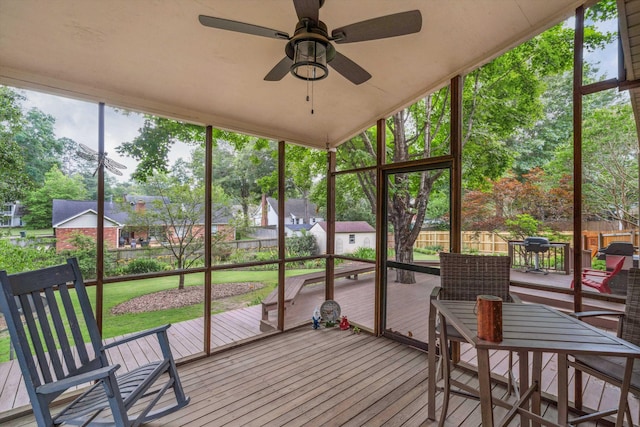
[
  {"left": 14, "top": 108, "right": 68, "bottom": 186},
  {"left": 117, "top": 115, "right": 251, "bottom": 182},
  {"left": 336, "top": 19, "right": 611, "bottom": 283},
  {"left": 210, "top": 141, "right": 277, "bottom": 230},
  {"left": 23, "top": 166, "right": 88, "bottom": 229},
  {"left": 0, "top": 86, "right": 31, "bottom": 203},
  {"left": 582, "top": 103, "right": 639, "bottom": 228},
  {"left": 126, "top": 172, "right": 230, "bottom": 289}
]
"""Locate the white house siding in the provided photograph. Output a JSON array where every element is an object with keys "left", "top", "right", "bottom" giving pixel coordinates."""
[
  {"left": 335, "top": 232, "right": 376, "bottom": 255},
  {"left": 310, "top": 225, "right": 327, "bottom": 253},
  {"left": 55, "top": 212, "right": 119, "bottom": 229},
  {"left": 310, "top": 224, "right": 376, "bottom": 255}
]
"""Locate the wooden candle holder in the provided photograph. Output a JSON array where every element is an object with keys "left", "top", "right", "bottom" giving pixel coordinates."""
[{"left": 476, "top": 295, "right": 503, "bottom": 342}]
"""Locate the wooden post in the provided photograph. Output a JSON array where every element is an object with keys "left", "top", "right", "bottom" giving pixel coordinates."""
[
  {"left": 573, "top": 4, "right": 585, "bottom": 410},
  {"left": 326, "top": 149, "right": 336, "bottom": 300},
  {"left": 204, "top": 125, "right": 213, "bottom": 354},
  {"left": 451, "top": 75, "right": 463, "bottom": 254},
  {"left": 375, "top": 118, "right": 385, "bottom": 336},
  {"left": 277, "top": 141, "right": 286, "bottom": 331},
  {"left": 96, "top": 102, "right": 105, "bottom": 332}
]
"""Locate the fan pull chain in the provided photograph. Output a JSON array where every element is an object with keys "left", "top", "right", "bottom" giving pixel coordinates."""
[{"left": 311, "top": 78, "right": 314, "bottom": 114}]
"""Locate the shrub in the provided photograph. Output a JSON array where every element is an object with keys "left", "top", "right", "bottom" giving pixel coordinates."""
[
  {"left": 287, "top": 231, "right": 318, "bottom": 257},
  {"left": 124, "top": 258, "right": 168, "bottom": 275},
  {"left": 351, "top": 247, "right": 376, "bottom": 260}
]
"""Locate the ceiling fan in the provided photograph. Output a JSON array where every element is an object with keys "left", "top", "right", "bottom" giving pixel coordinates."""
[{"left": 198, "top": 0, "right": 422, "bottom": 85}]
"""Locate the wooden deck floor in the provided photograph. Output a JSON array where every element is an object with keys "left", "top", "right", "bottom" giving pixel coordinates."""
[
  {"left": 0, "top": 267, "right": 638, "bottom": 425},
  {"left": 2, "top": 327, "right": 625, "bottom": 427}
]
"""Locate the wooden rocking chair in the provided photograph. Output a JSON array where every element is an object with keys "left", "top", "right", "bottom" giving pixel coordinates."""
[{"left": 0, "top": 258, "right": 189, "bottom": 426}]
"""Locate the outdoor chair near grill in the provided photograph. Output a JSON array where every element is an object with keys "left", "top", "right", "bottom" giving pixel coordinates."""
[
  {"left": 429, "top": 252, "right": 521, "bottom": 426},
  {"left": 0, "top": 258, "right": 190, "bottom": 426},
  {"left": 568, "top": 267, "right": 640, "bottom": 425},
  {"left": 571, "top": 254, "right": 625, "bottom": 294},
  {"left": 523, "top": 236, "right": 551, "bottom": 274}
]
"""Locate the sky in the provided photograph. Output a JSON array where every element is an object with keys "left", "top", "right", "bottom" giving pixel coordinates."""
[{"left": 19, "top": 90, "right": 192, "bottom": 182}]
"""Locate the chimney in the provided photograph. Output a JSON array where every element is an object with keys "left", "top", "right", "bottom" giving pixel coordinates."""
[
  {"left": 261, "top": 194, "right": 268, "bottom": 227},
  {"left": 136, "top": 199, "right": 146, "bottom": 213}
]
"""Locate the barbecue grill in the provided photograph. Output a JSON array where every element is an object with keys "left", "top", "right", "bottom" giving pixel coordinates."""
[{"left": 524, "top": 236, "right": 550, "bottom": 274}]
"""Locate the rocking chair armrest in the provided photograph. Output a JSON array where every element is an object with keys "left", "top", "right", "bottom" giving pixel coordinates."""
[
  {"left": 36, "top": 364, "right": 120, "bottom": 396},
  {"left": 102, "top": 324, "right": 171, "bottom": 350},
  {"left": 581, "top": 269, "right": 609, "bottom": 277}
]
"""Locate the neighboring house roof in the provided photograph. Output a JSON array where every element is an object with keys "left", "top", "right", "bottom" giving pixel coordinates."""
[
  {"left": 53, "top": 199, "right": 235, "bottom": 228},
  {"left": 313, "top": 221, "right": 375, "bottom": 233},
  {"left": 211, "top": 206, "right": 234, "bottom": 224},
  {"left": 285, "top": 224, "right": 313, "bottom": 232},
  {"left": 124, "top": 195, "right": 168, "bottom": 204},
  {"left": 52, "top": 200, "right": 127, "bottom": 227},
  {"left": 266, "top": 197, "right": 319, "bottom": 220}
]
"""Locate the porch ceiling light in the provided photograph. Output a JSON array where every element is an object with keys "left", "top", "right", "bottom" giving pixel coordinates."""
[{"left": 290, "top": 38, "right": 329, "bottom": 81}]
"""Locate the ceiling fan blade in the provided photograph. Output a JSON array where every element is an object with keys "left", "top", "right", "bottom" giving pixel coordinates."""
[
  {"left": 264, "top": 57, "right": 293, "bottom": 81},
  {"left": 332, "top": 10, "right": 422, "bottom": 44},
  {"left": 293, "top": 0, "right": 320, "bottom": 23},
  {"left": 329, "top": 52, "right": 371, "bottom": 85},
  {"left": 199, "top": 15, "right": 289, "bottom": 40}
]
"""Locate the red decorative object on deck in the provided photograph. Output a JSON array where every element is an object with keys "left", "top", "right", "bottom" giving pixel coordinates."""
[{"left": 339, "top": 316, "right": 350, "bottom": 330}]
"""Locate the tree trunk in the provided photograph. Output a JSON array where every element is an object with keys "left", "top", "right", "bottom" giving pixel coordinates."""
[
  {"left": 178, "top": 258, "right": 185, "bottom": 290},
  {"left": 395, "top": 237, "right": 416, "bottom": 283}
]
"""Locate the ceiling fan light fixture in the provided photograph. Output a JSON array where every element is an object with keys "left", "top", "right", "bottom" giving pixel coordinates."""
[{"left": 290, "top": 39, "right": 328, "bottom": 81}]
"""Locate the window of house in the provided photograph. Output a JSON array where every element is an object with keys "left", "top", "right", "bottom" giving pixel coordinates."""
[
  {"left": 349, "top": 234, "right": 355, "bottom": 244},
  {"left": 211, "top": 224, "right": 218, "bottom": 234}
]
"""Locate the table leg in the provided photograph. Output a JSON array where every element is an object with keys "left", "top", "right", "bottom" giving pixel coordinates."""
[
  {"left": 477, "top": 348, "right": 494, "bottom": 426},
  {"left": 531, "top": 351, "right": 542, "bottom": 427},
  {"left": 428, "top": 301, "right": 437, "bottom": 420},
  {"left": 518, "top": 350, "right": 529, "bottom": 427},
  {"left": 615, "top": 357, "right": 634, "bottom": 427},
  {"left": 557, "top": 354, "right": 568, "bottom": 426}
]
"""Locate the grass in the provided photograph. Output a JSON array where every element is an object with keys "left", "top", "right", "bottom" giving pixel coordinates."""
[
  {"left": 0, "top": 268, "right": 312, "bottom": 363},
  {"left": 0, "top": 228, "right": 53, "bottom": 237}
]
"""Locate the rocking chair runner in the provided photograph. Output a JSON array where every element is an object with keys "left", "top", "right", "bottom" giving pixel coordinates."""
[{"left": 0, "top": 258, "right": 189, "bottom": 426}]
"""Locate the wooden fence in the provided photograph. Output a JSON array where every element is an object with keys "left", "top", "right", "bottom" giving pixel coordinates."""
[{"left": 414, "top": 230, "right": 512, "bottom": 254}]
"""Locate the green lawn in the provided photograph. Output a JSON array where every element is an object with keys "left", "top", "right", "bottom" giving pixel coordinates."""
[
  {"left": 0, "top": 268, "right": 314, "bottom": 363},
  {"left": 1, "top": 228, "right": 54, "bottom": 237}
]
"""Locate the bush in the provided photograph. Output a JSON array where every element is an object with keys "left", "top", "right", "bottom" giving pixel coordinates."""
[
  {"left": 124, "top": 258, "right": 169, "bottom": 275},
  {"left": 414, "top": 245, "right": 443, "bottom": 255},
  {"left": 351, "top": 247, "right": 376, "bottom": 260},
  {"left": 286, "top": 231, "right": 318, "bottom": 257}
]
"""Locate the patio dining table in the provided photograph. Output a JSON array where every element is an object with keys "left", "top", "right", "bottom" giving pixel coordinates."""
[{"left": 427, "top": 300, "right": 640, "bottom": 427}]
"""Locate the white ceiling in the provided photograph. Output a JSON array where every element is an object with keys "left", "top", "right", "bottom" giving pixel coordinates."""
[{"left": 0, "top": 0, "right": 587, "bottom": 149}]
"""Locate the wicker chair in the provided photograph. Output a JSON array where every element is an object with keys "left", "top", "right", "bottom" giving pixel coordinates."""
[
  {"left": 568, "top": 267, "right": 640, "bottom": 425},
  {"left": 427, "top": 252, "right": 520, "bottom": 425}
]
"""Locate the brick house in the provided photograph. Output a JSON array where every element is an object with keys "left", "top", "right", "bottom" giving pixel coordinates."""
[
  {"left": 52, "top": 198, "right": 236, "bottom": 251},
  {"left": 52, "top": 200, "right": 126, "bottom": 250}
]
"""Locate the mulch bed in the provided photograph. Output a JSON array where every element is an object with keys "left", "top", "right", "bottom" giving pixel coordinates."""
[{"left": 110, "top": 282, "right": 264, "bottom": 315}]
